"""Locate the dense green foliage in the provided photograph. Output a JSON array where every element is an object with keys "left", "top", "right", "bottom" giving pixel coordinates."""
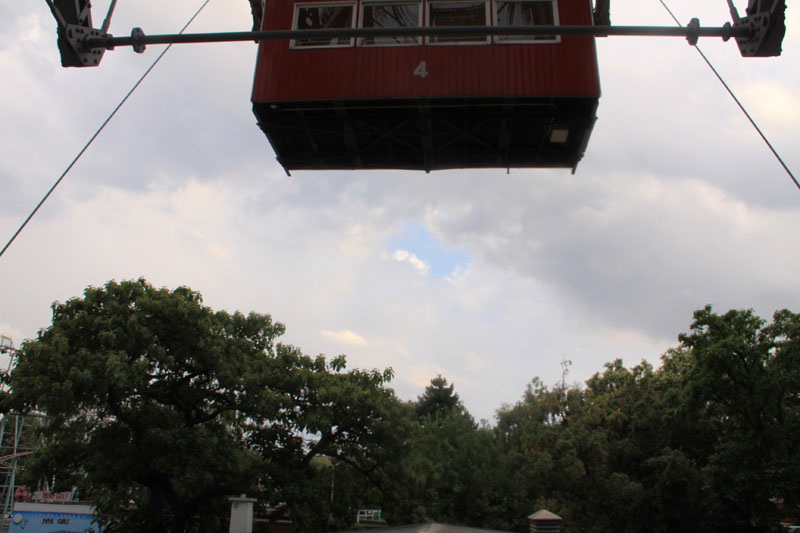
[
  {"left": 415, "top": 375, "right": 462, "bottom": 420},
  {"left": 382, "top": 306, "right": 800, "bottom": 532},
  {"left": 3, "top": 279, "right": 799, "bottom": 533},
  {"left": 0, "top": 279, "right": 398, "bottom": 533}
]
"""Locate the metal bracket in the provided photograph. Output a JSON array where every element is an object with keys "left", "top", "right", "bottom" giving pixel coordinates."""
[
  {"left": 131, "top": 27, "right": 147, "bottom": 53},
  {"left": 45, "top": 0, "right": 116, "bottom": 67},
  {"left": 732, "top": 0, "right": 786, "bottom": 56},
  {"left": 248, "top": 0, "right": 265, "bottom": 32},
  {"left": 593, "top": 0, "right": 610, "bottom": 27},
  {"left": 62, "top": 24, "right": 107, "bottom": 66}
]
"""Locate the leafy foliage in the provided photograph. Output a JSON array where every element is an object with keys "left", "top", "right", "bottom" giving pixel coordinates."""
[
  {"left": 415, "top": 375, "right": 463, "bottom": 420},
  {"left": 491, "top": 306, "right": 800, "bottom": 532},
  {"left": 3, "top": 279, "right": 398, "bottom": 533},
  {"left": 4, "top": 285, "right": 799, "bottom": 533}
]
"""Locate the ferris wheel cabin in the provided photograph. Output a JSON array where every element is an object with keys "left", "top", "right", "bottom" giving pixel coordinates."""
[{"left": 251, "top": 0, "right": 601, "bottom": 172}]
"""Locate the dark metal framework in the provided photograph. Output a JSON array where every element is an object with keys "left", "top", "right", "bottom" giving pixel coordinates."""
[{"left": 254, "top": 97, "right": 598, "bottom": 172}]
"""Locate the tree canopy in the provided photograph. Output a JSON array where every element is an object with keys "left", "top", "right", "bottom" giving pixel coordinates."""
[
  {"left": 415, "top": 375, "right": 463, "bottom": 420},
  {"left": 4, "top": 282, "right": 799, "bottom": 533},
  {"left": 376, "top": 306, "right": 800, "bottom": 532},
  {"left": 1, "top": 279, "right": 399, "bottom": 533},
  {"left": 490, "top": 306, "right": 800, "bottom": 532}
]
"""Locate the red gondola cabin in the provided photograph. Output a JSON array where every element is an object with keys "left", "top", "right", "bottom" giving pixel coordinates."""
[{"left": 250, "top": 0, "right": 600, "bottom": 172}]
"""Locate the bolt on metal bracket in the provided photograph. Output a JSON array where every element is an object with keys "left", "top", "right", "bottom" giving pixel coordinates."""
[
  {"left": 63, "top": 24, "right": 108, "bottom": 66},
  {"left": 733, "top": 0, "right": 785, "bottom": 56}
]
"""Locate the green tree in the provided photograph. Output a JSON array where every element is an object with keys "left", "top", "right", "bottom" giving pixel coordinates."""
[
  {"left": 494, "top": 306, "right": 800, "bottom": 532},
  {"left": 249, "top": 355, "right": 405, "bottom": 531},
  {"left": 496, "top": 361, "right": 704, "bottom": 533},
  {"left": 415, "top": 375, "right": 463, "bottom": 420},
  {"left": 496, "top": 377, "right": 611, "bottom": 531},
  {"left": 678, "top": 306, "right": 800, "bottom": 529},
  {"left": 2, "top": 279, "right": 398, "bottom": 533},
  {"left": 387, "top": 377, "right": 513, "bottom": 529}
]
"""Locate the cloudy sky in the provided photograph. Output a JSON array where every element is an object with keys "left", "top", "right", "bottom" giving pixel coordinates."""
[{"left": 1, "top": 1, "right": 798, "bottom": 422}]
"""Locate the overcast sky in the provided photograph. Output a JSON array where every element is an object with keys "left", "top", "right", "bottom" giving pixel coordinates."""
[{"left": 1, "top": 1, "right": 798, "bottom": 422}]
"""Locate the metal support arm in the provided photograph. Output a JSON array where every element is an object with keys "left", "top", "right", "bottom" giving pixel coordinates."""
[
  {"left": 86, "top": 23, "right": 749, "bottom": 52},
  {"left": 42, "top": 0, "right": 786, "bottom": 68}
]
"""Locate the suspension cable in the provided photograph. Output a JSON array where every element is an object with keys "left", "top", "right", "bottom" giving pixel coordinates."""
[
  {"left": 0, "top": 0, "right": 213, "bottom": 260},
  {"left": 659, "top": 0, "right": 799, "bottom": 192}
]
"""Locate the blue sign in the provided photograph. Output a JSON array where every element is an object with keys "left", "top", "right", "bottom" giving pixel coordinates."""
[{"left": 9, "top": 510, "right": 101, "bottom": 533}]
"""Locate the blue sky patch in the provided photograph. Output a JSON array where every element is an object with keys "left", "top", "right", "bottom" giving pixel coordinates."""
[{"left": 387, "top": 223, "right": 471, "bottom": 278}]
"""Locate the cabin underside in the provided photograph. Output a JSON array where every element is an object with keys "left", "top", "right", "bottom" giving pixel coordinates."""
[{"left": 253, "top": 97, "right": 598, "bottom": 172}]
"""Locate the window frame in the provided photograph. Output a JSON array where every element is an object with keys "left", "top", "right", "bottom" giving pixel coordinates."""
[
  {"left": 286, "top": 0, "right": 565, "bottom": 49},
  {"left": 359, "top": 0, "right": 423, "bottom": 47},
  {"left": 493, "top": 0, "right": 561, "bottom": 44},
  {"left": 426, "top": 0, "right": 491, "bottom": 46},
  {"left": 290, "top": 1, "right": 358, "bottom": 49}
]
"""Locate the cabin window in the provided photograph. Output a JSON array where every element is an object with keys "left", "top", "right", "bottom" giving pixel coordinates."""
[
  {"left": 360, "top": 1, "right": 422, "bottom": 46},
  {"left": 291, "top": 2, "right": 357, "bottom": 48},
  {"left": 494, "top": 0, "right": 558, "bottom": 42},
  {"left": 427, "top": 1, "right": 490, "bottom": 44}
]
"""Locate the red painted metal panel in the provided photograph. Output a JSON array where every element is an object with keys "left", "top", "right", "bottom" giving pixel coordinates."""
[{"left": 252, "top": 0, "right": 600, "bottom": 103}]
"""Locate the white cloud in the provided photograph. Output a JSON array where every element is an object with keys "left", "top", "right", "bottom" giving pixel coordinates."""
[
  {"left": 321, "top": 330, "right": 368, "bottom": 346},
  {"left": 445, "top": 262, "right": 471, "bottom": 284},
  {"left": 462, "top": 352, "right": 488, "bottom": 374},
  {"left": 738, "top": 80, "right": 800, "bottom": 130},
  {"left": 206, "top": 244, "right": 231, "bottom": 260},
  {"left": 391, "top": 249, "right": 430, "bottom": 273}
]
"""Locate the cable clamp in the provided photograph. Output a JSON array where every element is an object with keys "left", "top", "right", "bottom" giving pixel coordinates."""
[
  {"left": 131, "top": 28, "right": 147, "bottom": 54},
  {"left": 686, "top": 18, "right": 700, "bottom": 46},
  {"left": 721, "top": 22, "right": 733, "bottom": 42}
]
